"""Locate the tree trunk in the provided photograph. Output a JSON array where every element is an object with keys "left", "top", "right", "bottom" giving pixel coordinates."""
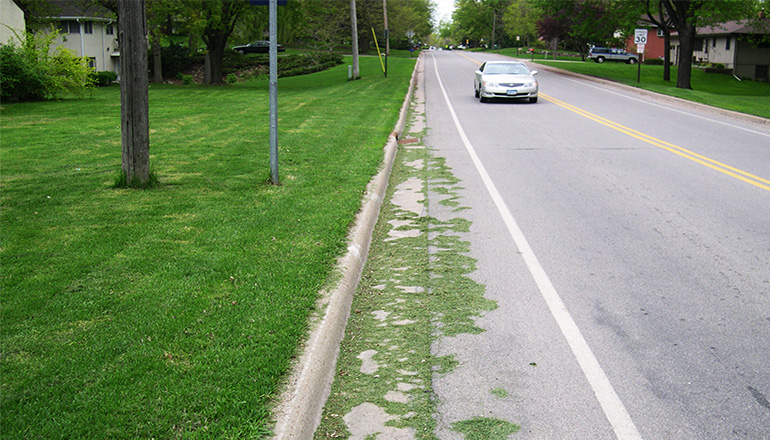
[
  {"left": 151, "top": 28, "right": 162, "bottom": 83},
  {"left": 118, "top": 0, "right": 150, "bottom": 185},
  {"left": 350, "top": 0, "right": 359, "bottom": 79},
  {"left": 207, "top": 36, "right": 226, "bottom": 84},
  {"left": 675, "top": 19, "right": 695, "bottom": 89},
  {"left": 663, "top": 0, "right": 695, "bottom": 89}
]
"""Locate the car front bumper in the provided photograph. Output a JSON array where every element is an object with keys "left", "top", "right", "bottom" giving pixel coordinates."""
[{"left": 480, "top": 85, "right": 538, "bottom": 99}]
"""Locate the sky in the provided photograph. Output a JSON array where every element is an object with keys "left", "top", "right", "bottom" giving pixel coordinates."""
[{"left": 434, "top": 0, "right": 455, "bottom": 24}]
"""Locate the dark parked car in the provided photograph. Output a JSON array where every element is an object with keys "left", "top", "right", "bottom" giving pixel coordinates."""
[{"left": 232, "top": 41, "right": 285, "bottom": 54}]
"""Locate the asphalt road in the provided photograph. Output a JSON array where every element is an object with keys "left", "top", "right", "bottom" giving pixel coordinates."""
[{"left": 424, "top": 50, "right": 770, "bottom": 439}]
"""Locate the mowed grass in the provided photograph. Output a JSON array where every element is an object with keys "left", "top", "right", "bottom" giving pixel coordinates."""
[
  {"left": 532, "top": 59, "right": 770, "bottom": 119},
  {"left": 0, "top": 56, "right": 415, "bottom": 439}
]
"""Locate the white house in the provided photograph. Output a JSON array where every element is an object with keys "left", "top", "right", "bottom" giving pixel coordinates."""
[
  {"left": 670, "top": 20, "right": 770, "bottom": 81},
  {"left": 0, "top": 0, "right": 26, "bottom": 45},
  {"left": 44, "top": 0, "right": 119, "bottom": 74}
]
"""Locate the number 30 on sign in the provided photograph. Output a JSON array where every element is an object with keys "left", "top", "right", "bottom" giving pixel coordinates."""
[{"left": 635, "top": 29, "right": 648, "bottom": 45}]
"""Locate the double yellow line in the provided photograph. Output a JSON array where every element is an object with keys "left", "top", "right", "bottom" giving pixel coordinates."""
[{"left": 540, "top": 93, "right": 770, "bottom": 193}]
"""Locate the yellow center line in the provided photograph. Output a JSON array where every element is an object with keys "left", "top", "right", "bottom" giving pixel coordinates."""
[
  {"left": 458, "top": 52, "right": 482, "bottom": 65},
  {"left": 540, "top": 93, "right": 770, "bottom": 193}
]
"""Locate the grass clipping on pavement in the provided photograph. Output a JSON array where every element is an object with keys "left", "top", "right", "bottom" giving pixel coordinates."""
[{"left": 0, "top": 57, "right": 415, "bottom": 439}]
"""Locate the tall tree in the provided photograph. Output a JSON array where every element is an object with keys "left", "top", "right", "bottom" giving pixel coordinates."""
[
  {"left": 180, "top": 0, "right": 248, "bottom": 84},
  {"left": 503, "top": 0, "right": 537, "bottom": 47},
  {"left": 534, "top": 0, "right": 621, "bottom": 60},
  {"left": 386, "top": 0, "right": 434, "bottom": 49},
  {"left": 118, "top": 0, "right": 150, "bottom": 185},
  {"left": 147, "top": 0, "right": 181, "bottom": 83},
  {"left": 661, "top": 0, "right": 759, "bottom": 89},
  {"left": 296, "top": 0, "right": 350, "bottom": 54},
  {"left": 636, "top": 0, "right": 675, "bottom": 81},
  {"left": 661, "top": 0, "right": 697, "bottom": 88}
]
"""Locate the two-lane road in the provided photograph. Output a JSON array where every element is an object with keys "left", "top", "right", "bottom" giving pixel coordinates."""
[{"left": 424, "top": 50, "right": 770, "bottom": 439}]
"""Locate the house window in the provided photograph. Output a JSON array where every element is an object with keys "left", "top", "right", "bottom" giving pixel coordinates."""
[
  {"left": 657, "top": 28, "right": 665, "bottom": 37},
  {"left": 712, "top": 38, "right": 716, "bottom": 48},
  {"left": 756, "top": 65, "right": 768, "bottom": 80},
  {"left": 726, "top": 37, "right": 731, "bottom": 50},
  {"left": 88, "top": 57, "right": 96, "bottom": 68},
  {"left": 695, "top": 38, "right": 704, "bottom": 51},
  {"left": 105, "top": 24, "right": 114, "bottom": 35},
  {"left": 83, "top": 21, "right": 93, "bottom": 34},
  {"left": 60, "top": 20, "right": 80, "bottom": 33}
]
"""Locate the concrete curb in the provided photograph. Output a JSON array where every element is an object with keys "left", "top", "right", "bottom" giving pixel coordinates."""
[
  {"left": 271, "top": 56, "right": 422, "bottom": 440},
  {"left": 531, "top": 61, "right": 769, "bottom": 126}
]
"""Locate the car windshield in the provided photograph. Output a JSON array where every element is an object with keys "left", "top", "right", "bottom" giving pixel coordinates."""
[{"left": 484, "top": 64, "right": 529, "bottom": 75}]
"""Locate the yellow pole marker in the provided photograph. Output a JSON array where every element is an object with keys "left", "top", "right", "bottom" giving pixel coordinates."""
[{"left": 372, "top": 27, "right": 385, "bottom": 74}]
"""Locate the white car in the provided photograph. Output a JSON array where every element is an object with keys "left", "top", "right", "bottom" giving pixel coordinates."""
[{"left": 474, "top": 61, "right": 538, "bottom": 103}]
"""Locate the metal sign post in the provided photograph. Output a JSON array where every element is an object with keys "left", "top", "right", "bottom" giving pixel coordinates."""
[
  {"left": 249, "top": 0, "right": 285, "bottom": 184},
  {"left": 268, "top": 0, "right": 279, "bottom": 184},
  {"left": 635, "top": 29, "right": 648, "bottom": 84}
]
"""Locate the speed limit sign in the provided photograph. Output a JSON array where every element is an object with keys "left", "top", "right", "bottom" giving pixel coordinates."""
[{"left": 635, "top": 29, "right": 648, "bottom": 45}]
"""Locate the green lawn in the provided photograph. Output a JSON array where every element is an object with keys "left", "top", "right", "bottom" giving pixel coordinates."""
[
  {"left": 533, "top": 59, "right": 770, "bottom": 119},
  {"left": 1, "top": 56, "right": 415, "bottom": 439}
]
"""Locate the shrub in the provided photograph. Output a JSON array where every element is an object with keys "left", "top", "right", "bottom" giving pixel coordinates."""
[
  {"left": 225, "top": 73, "right": 238, "bottom": 84},
  {"left": 180, "top": 74, "right": 194, "bottom": 85},
  {"left": 89, "top": 70, "right": 118, "bottom": 86},
  {"left": 644, "top": 58, "right": 665, "bottom": 65},
  {"left": 221, "top": 51, "right": 343, "bottom": 80},
  {"left": 0, "top": 30, "right": 93, "bottom": 102},
  {"left": 0, "top": 43, "right": 45, "bottom": 101},
  {"left": 148, "top": 42, "right": 198, "bottom": 80}
]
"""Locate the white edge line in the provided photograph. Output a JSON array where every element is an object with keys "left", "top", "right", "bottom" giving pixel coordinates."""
[{"left": 430, "top": 53, "right": 643, "bottom": 440}]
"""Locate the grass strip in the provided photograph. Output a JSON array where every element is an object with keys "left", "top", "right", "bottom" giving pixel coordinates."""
[
  {"left": 1, "top": 56, "right": 414, "bottom": 439},
  {"left": 530, "top": 59, "right": 770, "bottom": 119},
  {"left": 315, "top": 82, "right": 497, "bottom": 439}
]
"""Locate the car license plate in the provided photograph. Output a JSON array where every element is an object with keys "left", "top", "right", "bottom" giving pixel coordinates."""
[{"left": 506, "top": 89, "right": 518, "bottom": 95}]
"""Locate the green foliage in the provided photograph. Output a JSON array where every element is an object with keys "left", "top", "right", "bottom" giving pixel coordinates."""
[
  {"left": 0, "top": 30, "right": 93, "bottom": 102},
  {"left": 0, "top": 43, "right": 45, "bottom": 101},
  {"left": 148, "top": 42, "right": 200, "bottom": 80},
  {"left": 222, "top": 51, "right": 343, "bottom": 78},
  {"left": 452, "top": 417, "right": 520, "bottom": 440},
  {"left": 89, "top": 70, "right": 118, "bottom": 87},
  {"left": 179, "top": 74, "right": 194, "bottom": 85},
  {"left": 503, "top": 0, "right": 538, "bottom": 47},
  {"left": 225, "top": 73, "right": 238, "bottom": 84}
]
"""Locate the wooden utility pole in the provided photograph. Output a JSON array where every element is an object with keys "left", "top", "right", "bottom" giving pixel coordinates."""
[
  {"left": 383, "top": 0, "right": 389, "bottom": 56},
  {"left": 350, "top": 0, "right": 359, "bottom": 79},
  {"left": 118, "top": 0, "right": 150, "bottom": 185}
]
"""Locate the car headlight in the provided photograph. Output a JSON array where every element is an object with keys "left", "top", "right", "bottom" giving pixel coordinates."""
[
  {"left": 524, "top": 81, "right": 537, "bottom": 87},
  {"left": 482, "top": 81, "right": 498, "bottom": 87}
]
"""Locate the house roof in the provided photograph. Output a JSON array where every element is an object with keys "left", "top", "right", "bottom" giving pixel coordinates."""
[
  {"left": 46, "top": 0, "right": 114, "bottom": 20},
  {"left": 696, "top": 19, "right": 770, "bottom": 36}
]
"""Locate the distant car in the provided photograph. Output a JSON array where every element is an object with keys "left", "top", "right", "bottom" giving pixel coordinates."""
[
  {"left": 232, "top": 40, "right": 285, "bottom": 54},
  {"left": 474, "top": 61, "right": 538, "bottom": 103},
  {"left": 588, "top": 47, "right": 638, "bottom": 64}
]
